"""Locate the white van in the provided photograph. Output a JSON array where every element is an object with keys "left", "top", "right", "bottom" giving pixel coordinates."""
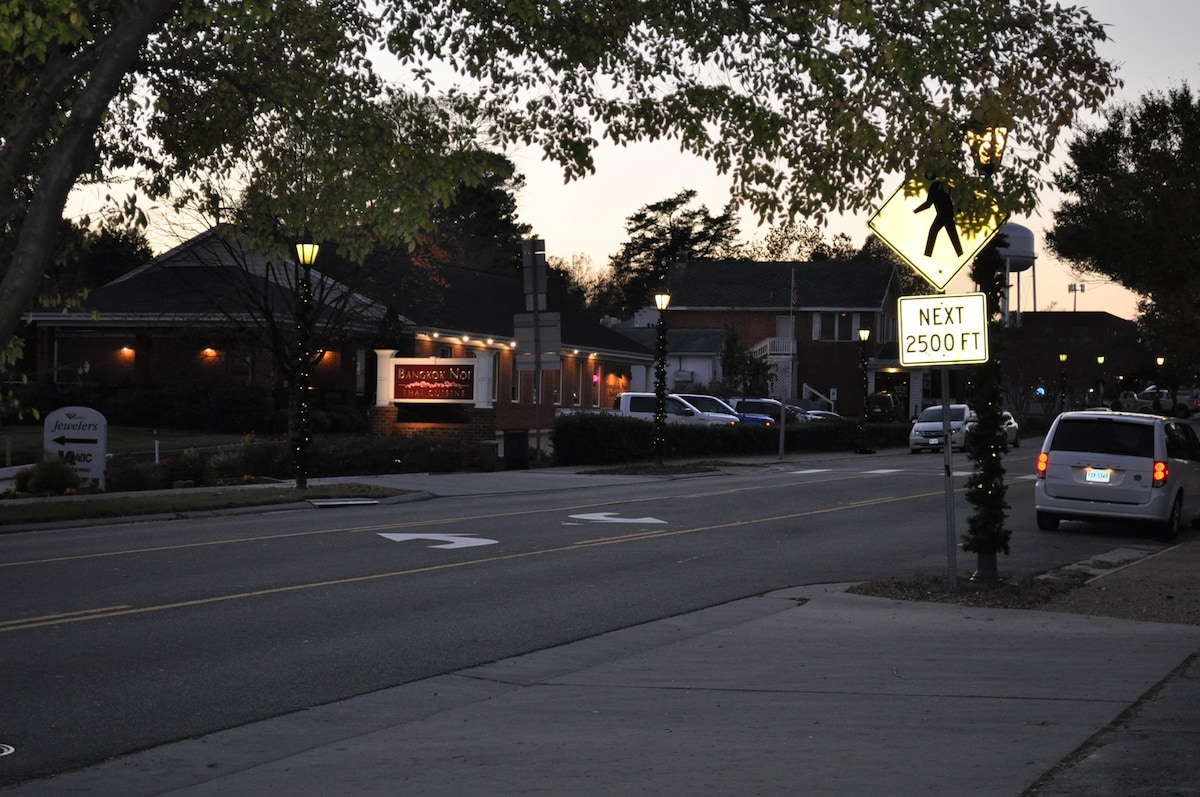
[
  {"left": 908, "top": 404, "right": 975, "bottom": 453},
  {"left": 1035, "top": 410, "right": 1200, "bottom": 539}
]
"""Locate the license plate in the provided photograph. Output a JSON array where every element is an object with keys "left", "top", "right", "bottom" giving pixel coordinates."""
[
  {"left": 928, "top": 438, "right": 940, "bottom": 445},
  {"left": 1085, "top": 468, "right": 1111, "bottom": 483}
]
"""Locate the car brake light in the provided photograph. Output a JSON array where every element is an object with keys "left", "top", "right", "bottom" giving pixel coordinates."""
[
  {"left": 1153, "top": 460, "right": 1168, "bottom": 486},
  {"left": 1036, "top": 451, "right": 1049, "bottom": 478}
]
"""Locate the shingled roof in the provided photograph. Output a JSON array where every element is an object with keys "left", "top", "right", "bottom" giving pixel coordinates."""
[
  {"left": 666, "top": 259, "right": 899, "bottom": 311},
  {"left": 39, "top": 231, "right": 650, "bottom": 359}
]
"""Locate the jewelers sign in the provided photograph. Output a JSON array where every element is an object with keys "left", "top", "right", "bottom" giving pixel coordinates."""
[
  {"left": 43, "top": 406, "right": 108, "bottom": 487},
  {"left": 391, "top": 360, "right": 475, "bottom": 403},
  {"left": 898, "top": 292, "right": 989, "bottom": 367}
]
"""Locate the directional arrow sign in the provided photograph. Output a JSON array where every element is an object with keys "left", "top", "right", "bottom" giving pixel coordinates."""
[
  {"left": 51, "top": 436, "right": 99, "bottom": 446},
  {"left": 568, "top": 513, "right": 667, "bottom": 524},
  {"left": 378, "top": 533, "right": 498, "bottom": 549}
]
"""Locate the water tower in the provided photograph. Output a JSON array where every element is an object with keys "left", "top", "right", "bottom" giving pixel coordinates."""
[{"left": 995, "top": 222, "right": 1035, "bottom": 324}]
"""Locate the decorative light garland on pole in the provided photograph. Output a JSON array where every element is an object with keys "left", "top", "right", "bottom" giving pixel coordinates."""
[
  {"left": 653, "top": 287, "right": 671, "bottom": 467},
  {"left": 293, "top": 240, "right": 319, "bottom": 490}
]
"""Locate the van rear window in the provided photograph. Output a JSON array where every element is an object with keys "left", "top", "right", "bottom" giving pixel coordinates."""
[{"left": 1049, "top": 419, "right": 1155, "bottom": 457}]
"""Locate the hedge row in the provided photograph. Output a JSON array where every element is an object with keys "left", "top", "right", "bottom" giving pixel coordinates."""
[
  {"left": 8, "top": 432, "right": 468, "bottom": 496},
  {"left": 550, "top": 413, "right": 912, "bottom": 466}
]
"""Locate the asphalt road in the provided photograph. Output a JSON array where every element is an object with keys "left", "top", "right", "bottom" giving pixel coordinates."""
[{"left": 0, "top": 444, "right": 1157, "bottom": 788}]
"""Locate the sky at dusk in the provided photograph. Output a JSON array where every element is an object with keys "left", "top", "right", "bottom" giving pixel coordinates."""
[{"left": 508, "top": 1, "right": 1200, "bottom": 320}]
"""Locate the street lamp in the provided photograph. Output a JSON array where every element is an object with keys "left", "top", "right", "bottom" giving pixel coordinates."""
[
  {"left": 293, "top": 240, "right": 320, "bottom": 490},
  {"left": 855, "top": 328, "right": 875, "bottom": 454},
  {"left": 653, "top": 287, "right": 671, "bottom": 466},
  {"left": 967, "top": 123, "right": 1009, "bottom": 176},
  {"left": 1155, "top": 356, "right": 1166, "bottom": 411},
  {"left": 1096, "top": 355, "right": 1106, "bottom": 406},
  {"left": 1058, "top": 353, "right": 1068, "bottom": 413}
]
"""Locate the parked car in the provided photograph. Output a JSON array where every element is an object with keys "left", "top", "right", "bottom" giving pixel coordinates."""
[
  {"left": 908, "top": 404, "right": 976, "bottom": 453},
  {"left": 1000, "top": 411, "right": 1020, "bottom": 448},
  {"left": 676, "top": 394, "right": 773, "bottom": 427},
  {"left": 802, "top": 409, "right": 844, "bottom": 422},
  {"left": 609, "top": 392, "right": 739, "bottom": 426},
  {"left": 1035, "top": 410, "right": 1200, "bottom": 539},
  {"left": 865, "top": 392, "right": 900, "bottom": 422},
  {"left": 730, "top": 397, "right": 804, "bottom": 424}
]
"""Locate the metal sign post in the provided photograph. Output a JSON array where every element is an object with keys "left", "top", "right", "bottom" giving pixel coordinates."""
[{"left": 899, "top": 292, "right": 989, "bottom": 592}]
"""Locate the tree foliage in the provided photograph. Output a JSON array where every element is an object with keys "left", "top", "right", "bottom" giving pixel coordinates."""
[
  {"left": 720, "top": 326, "right": 772, "bottom": 398},
  {"left": 388, "top": 1, "right": 1119, "bottom": 222},
  {"left": 593, "top": 189, "right": 743, "bottom": 316},
  {"left": 1, "top": 0, "right": 1121, "bottom": 354},
  {"left": 1048, "top": 85, "right": 1200, "bottom": 377}
]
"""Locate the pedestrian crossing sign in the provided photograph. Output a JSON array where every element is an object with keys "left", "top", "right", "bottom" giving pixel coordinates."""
[{"left": 868, "top": 178, "right": 1008, "bottom": 291}]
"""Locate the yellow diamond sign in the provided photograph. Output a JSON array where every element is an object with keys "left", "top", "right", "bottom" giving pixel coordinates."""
[{"left": 869, "top": 178, "right": 1008, "bottom": 291}]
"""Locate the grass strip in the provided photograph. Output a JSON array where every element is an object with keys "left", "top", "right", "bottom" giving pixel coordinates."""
[{"left": 1, "top": 484, "right": 412, "bottom": 527}]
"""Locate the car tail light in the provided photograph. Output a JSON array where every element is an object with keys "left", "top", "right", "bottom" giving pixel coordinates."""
[
  {"left": 1036, "top": 451, "right": 1049, "bottom": 478},
  {"left": 1153, "top": 460, "right": 1168, "bottom": 487}
]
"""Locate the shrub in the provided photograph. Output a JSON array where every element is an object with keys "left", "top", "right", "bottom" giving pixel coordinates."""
[
  {"left": 106, "top": 456, "right": 169, "bottom": 492},
  {"left": 168, "top": 447, "right": 209, "bottom": 484},
  {"left": 552, "top": 413, "right": 655, "bottom": 465},
  {"left": 240, "top": 438, "right": 292, "bottom": 479},
  {"left": 26, "top": 458, "right": 82, "bottom": 495}
]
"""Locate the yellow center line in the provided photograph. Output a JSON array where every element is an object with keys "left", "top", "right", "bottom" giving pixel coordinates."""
[
  {"left": 2, "top": 486, "right": 945, "bottom": 633},
  {"left": 0, "top": 605, "right": 134, "bottom": 630}
]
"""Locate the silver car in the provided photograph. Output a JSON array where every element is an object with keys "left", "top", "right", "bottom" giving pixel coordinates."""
[
  {"left": 1000, "top": 411, "right": 1020, "bottom": 448},
  {"left": 908, "top": 404, "right": 975, "bottom": 453},
  {"left": 1035, "top": 410, "right": 1200, "bottom": 539}
]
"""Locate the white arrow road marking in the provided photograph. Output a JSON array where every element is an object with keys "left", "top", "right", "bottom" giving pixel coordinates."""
[
  {"left": 568, "top": 512, "right": 667, "bottom": 524},
  {"left": 378, "top": 533, "right": 498, "bottom": 549}
]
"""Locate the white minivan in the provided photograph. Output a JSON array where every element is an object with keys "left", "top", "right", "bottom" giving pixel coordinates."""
[
  {"left": 908, "top": 404, "right": 975, "bottom": 453},
  {"left": 1035, "top": 410, "right": 1200, "bottom": 539}
]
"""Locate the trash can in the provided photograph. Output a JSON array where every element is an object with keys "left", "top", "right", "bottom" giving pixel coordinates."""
[
  {"left": 503, "top": 429, "right": 529, "bottom": 470},
  {"left": 478, "top": 440, "right": 498, "bottom": 472}
]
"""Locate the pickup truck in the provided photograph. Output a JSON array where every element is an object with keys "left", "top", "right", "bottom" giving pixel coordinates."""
[
  {"left": 1116, "top": 386, "right": 1200, "bottom": 417},
  {"left": 611, "top": 392, "right": 740, "bottom": 425}
]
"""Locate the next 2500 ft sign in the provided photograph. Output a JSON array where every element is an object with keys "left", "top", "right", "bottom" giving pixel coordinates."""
[{"left": 897, "top": 293, "right": 989, "bottom": 367}]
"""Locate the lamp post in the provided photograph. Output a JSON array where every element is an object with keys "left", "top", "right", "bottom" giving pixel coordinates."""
[
  {"left": 1155, "top": 356, "right": 1166, "bottom": 412},
  {"left": 293, "top": 241, "right": 320, "bottom": 490},
  {"left": 855, "top": 328, "right": 875, "bottom": 454},
  {"left": 967, "top": 123, "right": 1009, "bottom": 176},
  {"left": 1095, "top": 355, "right": 1106, "bottom": 406},
  {"left": 1058, "top": 353, "right": 1068, "bottom": 414},
  {"left": 653, "top": 288, "right": 671, "bottom": 466}
]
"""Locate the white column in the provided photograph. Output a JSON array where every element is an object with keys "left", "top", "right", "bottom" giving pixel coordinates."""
[{"left": 374, "top": 349, "right": 397, "bottom": 407}]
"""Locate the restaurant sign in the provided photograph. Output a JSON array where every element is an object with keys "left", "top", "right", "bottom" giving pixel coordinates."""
[{"left": 392, "top": 359, "right": 475, "bottom": 403}]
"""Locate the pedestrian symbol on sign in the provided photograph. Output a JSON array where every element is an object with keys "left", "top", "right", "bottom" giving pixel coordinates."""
[
  {"left": 913, "top": 181, "right": 963, "bottom": 258},
  {"left": 868, "top": 178, "right": 1007, "bottom": 292}
]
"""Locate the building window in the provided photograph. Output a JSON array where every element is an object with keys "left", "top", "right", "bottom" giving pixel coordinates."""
[
  {"left": 815, "top": 312, "right": 855, "bottom": 341},
  {"left": 592, "top": 366, "right": 602, "bottom": 407},
  {"left": 510, "top": 357, "right": 519, "bottom": 402},
  {"left": 575, "top": 361, "right": 584, "bottom": 406}
]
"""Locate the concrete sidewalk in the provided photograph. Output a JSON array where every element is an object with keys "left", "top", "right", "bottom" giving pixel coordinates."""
[{"left": 8, "top": 559, "right": 1200, "bottom": 796}]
